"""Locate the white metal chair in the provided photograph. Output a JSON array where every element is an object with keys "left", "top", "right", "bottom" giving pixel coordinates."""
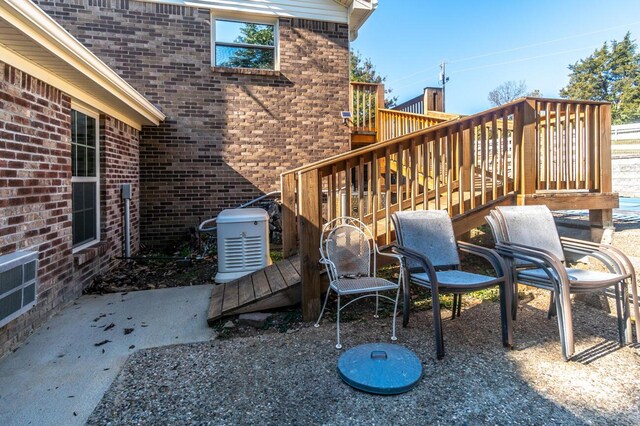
[
  {"left": 487, "top": 205, "right": 640, "bottom": 361},
  {"left": 315, "top": 217, "right": 403, "bottom": 349}
]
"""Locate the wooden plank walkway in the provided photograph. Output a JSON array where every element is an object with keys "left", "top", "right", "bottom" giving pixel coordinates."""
[{"left": 207, "top": 254, "right": 301, "bottom": 325}]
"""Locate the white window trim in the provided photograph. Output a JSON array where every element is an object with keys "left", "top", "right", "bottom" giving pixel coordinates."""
[
  {"left": 211, "top": 12, "right": 280, "bottom": 71},
  {"left": 71, "top": 106, "right": 100, "bottom": 253}
]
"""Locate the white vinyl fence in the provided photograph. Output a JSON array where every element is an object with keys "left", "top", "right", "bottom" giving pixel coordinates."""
[{"left": 612, "top": 123, "right": 640, "bottom": 141}]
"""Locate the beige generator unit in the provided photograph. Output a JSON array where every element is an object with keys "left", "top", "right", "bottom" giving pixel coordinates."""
[{"left": 215, "top": 208, "right": 272, "bottom": 284}]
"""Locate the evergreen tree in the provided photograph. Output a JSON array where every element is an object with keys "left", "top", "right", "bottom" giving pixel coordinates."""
[
  {"left": 560, "top": 32, "right": 640, "bottom": 124},
  {"left": 350, "top": 50, "right": 397, "bottom": 108}
]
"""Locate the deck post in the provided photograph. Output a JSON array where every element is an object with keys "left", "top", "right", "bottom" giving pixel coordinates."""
[
  {"left": 298, "top": 169, "right": 323, "bottom": 321},
  {"left": 590, "top": 104, "right": 614, "bottom": 241},
  {"left": 375, "top": 83, "right": 385, "bottom": 142},
  {"left": 516, "top": 99, "right": 537, "bottom": 205},
  {"left": 461, "top": 124, "right": 472, "bottom": 212},
  {"left": 281, "top": 172, "right": 298, "bottom": 258}
]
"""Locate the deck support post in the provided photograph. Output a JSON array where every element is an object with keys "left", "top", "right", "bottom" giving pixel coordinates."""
[
  {"left": 375, "top": 84, "right": 385, "bottom": 142},
  {"left": 589, "top": 104, "right": 614, "bottom": 242},
  {"left": 298, "top": 169, "right": 323, "bottom": 321},
  {"left": 281, "top": 172, "right": 298, "bottom": 258},
  {"left": 516, "top": 99, "right": 537, "bottom": 205}
]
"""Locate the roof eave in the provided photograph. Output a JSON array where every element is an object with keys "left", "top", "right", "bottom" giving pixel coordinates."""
[{"left": 0, "top": 0, "right": 165, "bottom": 126}]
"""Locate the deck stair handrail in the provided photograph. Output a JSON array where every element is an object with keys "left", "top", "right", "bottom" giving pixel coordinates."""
[
  {"left": 377, "top": 109, "right": 457, "bottom": 141},
  {"left": 282, "top": 97, "right": 614, "bottom": 320}
]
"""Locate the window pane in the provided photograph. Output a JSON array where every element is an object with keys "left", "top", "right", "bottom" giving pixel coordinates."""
[
  {"left": 86, "top": 116, "right": 96, "bottom": 148},
  {"left": 72, "top": 143, "right": 77, "bottom": 176},
  {"left": 86, "top": 147, "right": 96, "bottom": 177},
  {"left": 215, "top": 45, "right": 274, "bottom": 69},
  {"left": 72, "top": 182, "right": 97, "bottom": 247},
  {"left": 216, "top": 20, "right": 274, "bottom": 46},
  {"left": 76, "top": 145, "right": 87, "bottom": 177},
  {"left": 76, "top": 113, "right": 87, "bottom": 146}
]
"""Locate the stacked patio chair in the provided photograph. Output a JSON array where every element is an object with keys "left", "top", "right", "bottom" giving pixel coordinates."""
[
  {"left": 391, "top": 210, "right": 513, "bottom": 359},
  {"left": 486, "top": 205, "right": 640, "bottom": 361},
  {"left": 315, "top": 217, "right": 403, "bottom": 349}
]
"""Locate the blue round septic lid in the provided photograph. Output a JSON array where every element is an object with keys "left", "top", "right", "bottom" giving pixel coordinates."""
[{"left": 337, "top": 343, "right": 423, "bottom": 395}]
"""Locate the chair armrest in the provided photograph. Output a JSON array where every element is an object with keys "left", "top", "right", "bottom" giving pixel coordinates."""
[
  {"left": 390, "top": 243, "right": 439, "bottom": 287},
  {"left": 495, "top": 241, "right": 569, "bottom": 294},
  {"left": 457, "top": 241, "right": 508, "bottom": 282},
  {"left": 560, "top": 237, "right": 634, "bottom": 277}
]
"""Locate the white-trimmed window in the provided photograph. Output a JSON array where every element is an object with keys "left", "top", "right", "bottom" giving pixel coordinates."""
[
  {"left": 71, "top": 108, "right": 100, "bottom": 251},
  {"left": 212, "top": 16, "right": 278, "bottom": 70}
]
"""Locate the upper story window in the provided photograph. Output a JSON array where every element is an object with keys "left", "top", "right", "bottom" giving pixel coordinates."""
[
  {"left": 213, "top": 17, "right": 277, "bottom": 70},
  {"left": 71, "top": 109, "right": 100, "bottom": 250}
]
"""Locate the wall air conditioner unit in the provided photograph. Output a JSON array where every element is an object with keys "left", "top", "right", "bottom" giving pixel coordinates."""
[
  {"left": 0, "top": 251, "right": 38, "bottom": 328},
  {"left": 215, "top": 208, "right": 272, "bottom": 284}
]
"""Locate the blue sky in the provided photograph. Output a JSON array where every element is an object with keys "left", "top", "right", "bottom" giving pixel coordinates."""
[{"left": 352, "top": 0, "right": 640, "bottom": 115}]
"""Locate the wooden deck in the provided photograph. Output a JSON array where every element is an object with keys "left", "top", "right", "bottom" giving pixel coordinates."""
[{"left": 207, "top": 255, "right": 301, "bottom": 325}]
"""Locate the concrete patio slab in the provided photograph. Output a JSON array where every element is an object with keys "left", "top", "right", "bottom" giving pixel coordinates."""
[{"left": 0, "top": 285, "right": 216, "bottom": 426}]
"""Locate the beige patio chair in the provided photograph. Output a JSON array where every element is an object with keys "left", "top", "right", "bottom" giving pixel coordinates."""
[{"left": 487, "top": 205, "right": 640, "bottom": 361}]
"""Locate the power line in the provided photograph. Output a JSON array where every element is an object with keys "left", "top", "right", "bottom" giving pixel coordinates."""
[
  {"left": 450, "top": 44, "right": 599, "bottom": 75},
  {"left": 386, "top": 20, "right": 640, "bottom": 86},
  {"left": 448, "top": 20, "right": 640, "bottom": 65}
]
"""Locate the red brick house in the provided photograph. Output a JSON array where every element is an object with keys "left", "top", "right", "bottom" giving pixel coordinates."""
[{"left": 0, "top": 0, "right": 376, "bottom": 356}]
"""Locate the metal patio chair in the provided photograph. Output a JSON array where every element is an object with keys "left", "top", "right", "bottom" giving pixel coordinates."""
[
  {"left": 315, "top": 217, "right": 403, "bottom": 349},
  {"left": 487, "top": 205, "right": 640, "bottom": 361},
  {"left": 391, "top": 210, "right": 513, "bottom": 359}
]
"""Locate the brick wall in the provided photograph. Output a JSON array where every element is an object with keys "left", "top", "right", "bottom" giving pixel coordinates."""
[
  {"left": 0, "top": 62, "right": 74, "bottom": 355},
  {"left": 36, "top": 0, "right": 351, "bottom": 247},
  {"left": 0, "top": 61, "right": 141, "bottom": 357}
]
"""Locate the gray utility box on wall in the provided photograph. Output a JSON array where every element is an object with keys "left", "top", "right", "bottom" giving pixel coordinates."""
[
  {"left": 215, "top": 208, "right": 272, "bottom": 284},
  {"left": 0, "top": 251, "right": 38, "bottom": 328}
]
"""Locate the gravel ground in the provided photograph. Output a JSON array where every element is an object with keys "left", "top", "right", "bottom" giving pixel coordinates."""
[
  {"left": 87, "top": 217, "right": 640, "bottom": 426},
  {"left": 88, "top": 295, "right": 640, "bottom": 425}
]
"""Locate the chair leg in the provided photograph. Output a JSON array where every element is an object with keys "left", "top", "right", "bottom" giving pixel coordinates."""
[
  {"left": 499, "top": 282, "right": 514, "bottom": 348},
  {"left": 629, "top": 275, "right": 640, "bottom": 343},
  {"left": 547, "top": 291, "right": 556, "bottom": 319},
  {"left": 374, "top": 291, "right": 380, "bottom": 319},
  {"left": 457, "top": 294, "right": 462, "bottom": 317},
  {"left": 554, "top": 292, "right": 568, "bottom": 361},
  {"left": 431, "top": 285, "right": 445, "bottom": 359},
  {"left": 622, "top": 279, "right": 632, "bottom": 344},
  {"left": 560, "top": 288, "right": 575, "bottom": 360},
  {"left": 314, "top": 288, "right": 332, "bottom": 328},
  {"left": 336, "top": 294, "right": 342, "bottom": 350},
  {"left": 451, "top": 294, "right": 457, "bottom": 320},
  {"left": 512, "top": 282, "right": 518, "bottom": 321},
  {"left": 391, "top": 283, "right": 401, "bottom": 342},
  {"left": 614, "top": 282, "right": 626, "bottom": 346},
  {"left": 402, "top": 271, "right": 411, "bottom": 327}
]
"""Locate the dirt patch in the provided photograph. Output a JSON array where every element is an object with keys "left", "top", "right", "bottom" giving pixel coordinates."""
[{"left": 84, "top": 256, "right": 217, "bottom": 294}]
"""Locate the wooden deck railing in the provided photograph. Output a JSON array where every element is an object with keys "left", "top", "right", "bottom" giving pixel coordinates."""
[
  {"left": 377, "top": 109, "right": 454, "bottom": 141},
  {"left": 282, "top": 97, "right": 614, "bottom": 320},
  {"left": 350, "top": 82, "right": 385, "bottom": 134},
  {"left": 533, "top": 99, "right": 609, "bottom": 191}
]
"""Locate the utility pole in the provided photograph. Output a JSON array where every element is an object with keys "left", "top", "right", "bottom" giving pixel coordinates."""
[{"left": 439, "top": 61, "right": 449, "bottom": 112}]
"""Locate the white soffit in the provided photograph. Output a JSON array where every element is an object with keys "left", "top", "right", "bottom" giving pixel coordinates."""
[
  {"left": 140, "top": 0, "right": 377, "bottom": 40},
  {"left": 0, "top": 0, "right": 165, "bottom": 129}
]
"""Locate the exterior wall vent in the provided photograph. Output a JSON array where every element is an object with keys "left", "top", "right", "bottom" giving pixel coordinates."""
[
  {"left": 215, "top": 208, "right": 271, "bottom": 284},
  {"left": 0, "top": 251, "right": 38, "bottom": 328}
]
